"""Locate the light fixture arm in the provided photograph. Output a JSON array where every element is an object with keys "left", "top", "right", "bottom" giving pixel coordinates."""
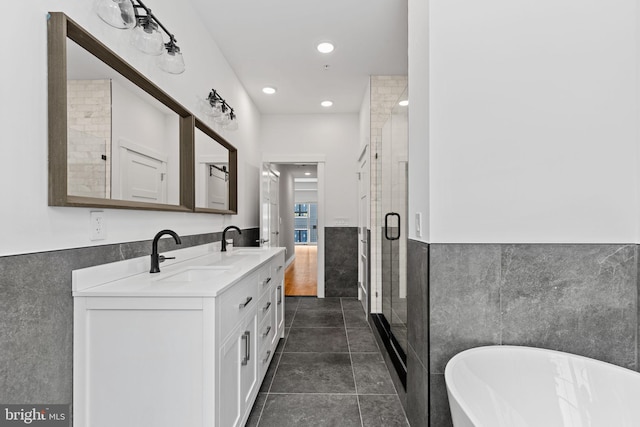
[{"left": 130, "top": 0, "right": 179, "bottom": 48}]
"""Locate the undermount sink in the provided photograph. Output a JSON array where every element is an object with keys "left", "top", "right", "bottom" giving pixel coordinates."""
[
  {"left": 158, "top": 266, "right": 232, "bottom": 283},
  {"left": 229, "top": 248, "right": 267, "bottom": 256}
]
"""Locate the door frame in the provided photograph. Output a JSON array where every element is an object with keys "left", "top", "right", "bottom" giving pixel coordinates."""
[{"left": 262, "top": 154, "right": 326, "bottom": 298}]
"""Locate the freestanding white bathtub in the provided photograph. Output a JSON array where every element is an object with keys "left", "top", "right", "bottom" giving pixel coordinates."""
[{"left": 444, "top": 345, "right": 640, "bottom": 427}]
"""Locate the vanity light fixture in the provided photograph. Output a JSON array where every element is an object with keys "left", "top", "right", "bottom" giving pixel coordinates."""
[
  {"left": 262, "top": 87, "right": 277, "bottom": 95},
  {"left": 94, "top": 0, "right": 185, "bottom": 74},
  {"left": 321, "top": 100, "right": 333, "bottom": 108},
  {"left": 317, "top": 42, "right": 335, "bottom": 54},
  {"left": 202, "top": 89, "right": 238, "bottom": 131}
]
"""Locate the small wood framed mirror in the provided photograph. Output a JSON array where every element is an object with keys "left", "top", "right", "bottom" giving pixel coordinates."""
[{"left": 194, "top": 118, "right": 238, "bottom": 214}]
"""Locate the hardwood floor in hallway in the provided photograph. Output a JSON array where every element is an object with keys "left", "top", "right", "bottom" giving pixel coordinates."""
[{"left": 284, "top": 245, "right": 317, "bottom": 296}]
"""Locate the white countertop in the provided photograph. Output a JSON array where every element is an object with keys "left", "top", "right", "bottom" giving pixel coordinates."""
[{"left": 72, "top": 243, "right": 285, "bottom": 297}]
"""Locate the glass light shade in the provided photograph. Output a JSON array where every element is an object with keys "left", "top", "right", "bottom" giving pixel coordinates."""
[
  {"left": 208, "top": 101, "right": 222, "bottom": 118},
  {"left": 131, "top": 24, "right": 164, "bottom": 55},
  {"left": 94, "top": 0, "right": 135, "bottom": 29},
  {"left": 215, "top": 111, "right": 231, "bottom": 125},
  {"left": 157, "top": 50, "right": 185, "bottom": 74},
  {"left": 224, "top": 117, "right": 238, "bottom": 131}
]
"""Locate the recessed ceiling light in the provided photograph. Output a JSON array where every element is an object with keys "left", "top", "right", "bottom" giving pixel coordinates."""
[
  {"left": 317, "top": 42, "right": 335, "bottom": 54},
  {"left": 304, "top": 172, "right": 311, "bottom": 176},
  {"left": 262, "top": 87, "right": 277, "bottom": 95},
  {"left": 321, "top": 100, "right": 333, "bottom": 108},
  {"left": 399, "top": 100, "right": 409, "bottom": 106}
]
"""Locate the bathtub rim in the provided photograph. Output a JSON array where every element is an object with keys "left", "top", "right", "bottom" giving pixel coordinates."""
[{"left": 444, "top": 345, "right": 640, "bottom": 427}]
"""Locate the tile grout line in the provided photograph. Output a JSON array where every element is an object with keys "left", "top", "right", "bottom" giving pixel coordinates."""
[
  {"left": 343, "top": 297, "right": 365, "bottom": 427},
  {"left": 255, "top": 297, "right": 299, "bottom": 426}
]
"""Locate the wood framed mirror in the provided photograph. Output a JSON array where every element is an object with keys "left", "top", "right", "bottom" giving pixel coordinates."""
[
  {"left": 194, "top": 118, "right": 237, "bottom": 214},
  {"left": 47, "top": 12, "right": 194, "bottom": 212}
]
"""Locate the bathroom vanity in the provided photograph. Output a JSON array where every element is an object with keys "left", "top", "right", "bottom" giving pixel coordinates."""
[{"left": 72, "top": 243, "right": 285, "bottom": 427}]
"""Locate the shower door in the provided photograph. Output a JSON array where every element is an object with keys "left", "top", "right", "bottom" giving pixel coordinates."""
[{"left": 380, "top": 87, "right": 408, "bottom": 360}]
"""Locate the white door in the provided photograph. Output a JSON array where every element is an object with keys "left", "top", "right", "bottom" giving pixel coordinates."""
[
  {"left": 259, "top": 164, "right": 280, "bottom": 247},
  {"left": 120, "top": 147, "right": 167, "bottom": 203},
  {"left": 358, "top": 145, "right": 370, "bottom": 312},
  {"left": 207, "top": 164, "right": 229, "bottom": 210}
]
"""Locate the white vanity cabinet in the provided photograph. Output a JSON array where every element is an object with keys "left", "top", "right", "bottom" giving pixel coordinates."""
[{"left": 72, "top": 246, "right": 285, "bottom": 427}]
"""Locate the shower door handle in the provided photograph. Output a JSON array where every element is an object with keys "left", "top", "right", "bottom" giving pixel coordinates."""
[{"left": 384, "top": 212, "right": 401, "bottom": 241}]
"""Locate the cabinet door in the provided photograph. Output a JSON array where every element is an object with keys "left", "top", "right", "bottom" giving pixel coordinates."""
[
  {"left": 274, "top": 283, "right": 285, "bottom": 342},
  {"left": 219, "top": 327, "right": 242, "bottom": 427},
  {"left": 219, "top": 312, "right": 258, "bottom": 427},
  {"left": 240, "top": 313, "right": 259, "bottom": 414}
]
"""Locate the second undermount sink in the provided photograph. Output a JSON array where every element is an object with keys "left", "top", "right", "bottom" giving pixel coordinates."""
[
  {"left": 229, "top": 248, "right": 267, "bottom": 256},
  {"left": 158, "top": 266, "right": 232, "bottom": 283}
]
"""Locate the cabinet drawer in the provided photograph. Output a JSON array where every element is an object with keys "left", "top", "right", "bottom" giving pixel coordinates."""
[
  {"left": 257, "top": 315, "right": 276, "bottom": 374},
  {"left": 272, "top": 257, "right": 285, "bottom": 286},
  {"left": 218, "top": 273, "right": 259, "bottom": 337},
  {"left": 257, "top": 265, "right": 273, "bottom": 297},
  {"left": 256, "top": 289, "right": 273, "bottom": 325}
]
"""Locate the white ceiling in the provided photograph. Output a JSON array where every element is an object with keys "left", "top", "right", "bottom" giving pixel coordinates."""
[{"left": 190, "top": 0, "right": 408, "bottom": 115}]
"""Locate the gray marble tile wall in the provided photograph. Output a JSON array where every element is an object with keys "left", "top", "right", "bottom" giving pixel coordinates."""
[
  {"left": 325, "top": 227, "right": 358, "bottom": 297},
  {"left": 0, "top": 227, "right": 259, "bottom": 404},
  {"left": 406, "top": 241, "right": 639, "bottom": 427}
]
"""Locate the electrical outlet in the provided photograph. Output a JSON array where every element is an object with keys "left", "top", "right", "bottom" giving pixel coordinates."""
[{"left": 90, "top": 211, "right": 106, "bottom": 240}]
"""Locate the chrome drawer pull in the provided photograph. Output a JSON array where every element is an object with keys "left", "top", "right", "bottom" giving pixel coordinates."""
[
  {"left": 239, "top": 296, "right": 253, "bottom": 308},
  {"left": 276, "top": 265, "right": 283, "bottom": 272},
  {"left": 262, "top": 326, "right": 272, "bottom": 337},
  {"left": 263, "top": 301, "right": 271, "bottom": 312},
  {"left": 277, "top": 285, "right": 282, "bottom": 305},
  {"left": 262, "top": 350, "right": 271, "bottom": 364},
  {"left": 262, "top": 277, "right": 271, "bottom": 286}
]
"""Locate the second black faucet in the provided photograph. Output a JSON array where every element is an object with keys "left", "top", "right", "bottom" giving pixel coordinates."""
[{"left": 221, "top": 226, "right": 241, "bottom": 252}]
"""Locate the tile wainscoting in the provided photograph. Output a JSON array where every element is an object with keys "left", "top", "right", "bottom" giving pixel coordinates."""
[
  {"left": 324, "top": 227, "right": 359, "bottom": 297},
  {"left": 405, "top": 241, "right": 638, "bottom": 427},
  {"left": 0, "top": 227, "right": 259, "bottom": 404}
]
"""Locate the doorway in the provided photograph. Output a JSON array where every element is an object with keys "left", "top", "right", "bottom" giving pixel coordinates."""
[{"left": 261, "top": 159, "right": 324, "bottom": 297}]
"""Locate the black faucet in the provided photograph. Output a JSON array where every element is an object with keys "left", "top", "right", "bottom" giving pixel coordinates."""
[
  {"left": 150, "top": 229, "right": 182, "bottom": 273},
  {"left": 221, "top": 226, "right": 242, "bottom": 252}
]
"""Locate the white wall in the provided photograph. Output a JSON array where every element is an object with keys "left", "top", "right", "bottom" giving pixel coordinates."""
[
  {"left": 409, "top": 0, "right": 639, "bottom": 243},
  {"left": 407, "top": 0, "right": 430, "bottom": 242},
  {"left": 0, "top": 1, "right": 262, "bottom": 256},
  {"left": 261, "top": 114, "right": 360, "bottom": 226}
]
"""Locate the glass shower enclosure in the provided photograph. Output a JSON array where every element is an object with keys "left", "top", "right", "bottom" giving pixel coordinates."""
[{"left": 374, "top": 87, "right": 408, "bottom": 384}]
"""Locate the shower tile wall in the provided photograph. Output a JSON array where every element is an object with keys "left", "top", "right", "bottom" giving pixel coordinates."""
[
  {"left": 369, "top": 75, "right": 408, "bottom": 312},
  {"left": 0, "top": 228, "right": 259, "bottom": 403},
  {"left": 67, "top": 79, "right": 112, "bottom": 198},
  {"left": 406, "top": 241, "right": 639, "bottom": 427}
]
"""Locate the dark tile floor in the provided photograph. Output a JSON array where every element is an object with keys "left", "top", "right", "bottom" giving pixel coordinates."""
[{"left": 247, "top": 297, "right": 409, "bottom": 427}]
